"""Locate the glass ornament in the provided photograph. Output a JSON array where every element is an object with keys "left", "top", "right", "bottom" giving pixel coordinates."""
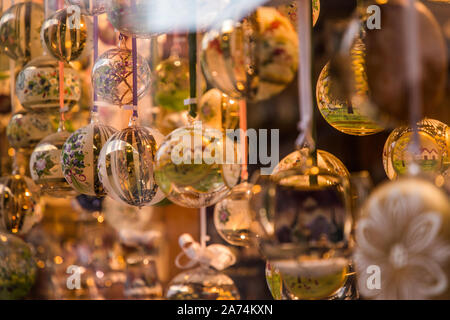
[
  {"left": 154, "top": 54, "right": 189, "bottom": 112},
  {"left": 166, "top": 266, "right": 240, "bottom": 300},
  {"left": 154, "top": 123, "right": 240, "bottom": 208},
  {"left": 66, "top": 0, "right": 107, "bottom": 16},
  {"left": 0, "top": 232, "right": 37, "bottom": 299},
  {"left": 201, "top": 6, "right": 299, "bottom": 102},
  {"left": 61, "top": 114, "right": 117, "bottom": 196},
  {"left": 383, "top": 119, "right": 450, "bottom": 180},
  {"left": 92, "top": 37, "right": 151, "bottom": 106},
  {"left": 198, "top": 88, "right": 239, "bottom": 131},
  {"left": 250, "top": 148, "right": 353, "bottom": 300},
  {"left": 0, "top": 2, "right": 44, "bottom": 62},
  {"left": 6, "top": 111, "right": 57, "bottom": 152},
  {"left": 213, "top": 182, "right": 254, "bottom": 247},
  {"left": 0, "top": 174, "right": 42, "bottom": 235},
  {"left": 41, "top": 7, "right": 92, "bottom": 62},
  {"left": 265, "top": 261, "right": 283, "bottom": 300},
  {"left": 29, "top": 122, "right": 78, "bottom": 198},
  {"left": 277, "top": 0, "right": 321, "bottom": 28},
  {"left": 103, "top": 197, "right": 154, "bottom": 233},
  {"left": 355, "top": 177, "right": 450, "bottom": 300},
  {"left": 16, "top": 56, "right": 81, "bottom": 111},
  {"left": 98, "top": 123, "right": 165, "bottom": 207},
  {"left": 106, "top": 0, "right": 164, "bottom": 38},
  {"left": 316, "top": 39, "right": 384, "bottom": 136}
]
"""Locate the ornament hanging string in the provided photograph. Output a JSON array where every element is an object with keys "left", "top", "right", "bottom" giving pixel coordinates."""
[
  {"left": 187, "top": 31, "right": 197, "bottom": 118},
  {"left": 239, "top": 100, "right": 248, "bottom": 181},
  {"left": 92, "top": 14, "right": 99, "bottom": 113}
]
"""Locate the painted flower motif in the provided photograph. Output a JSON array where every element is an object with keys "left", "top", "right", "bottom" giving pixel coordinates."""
[
  {"left": 62, "top": 131, "right": 88, "bottom": 183},
  {"left": 355, "top": 186, "right": 450, "bottom": 300},
  {"left": 33, "top": 153, "right": 55, "bottom": 178},
  {"left": 219, "top": 207, "right": 230, "bottom": 225}
]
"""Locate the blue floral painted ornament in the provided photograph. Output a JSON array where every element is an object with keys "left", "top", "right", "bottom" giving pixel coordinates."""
[{"left": 62, "top": 112, "right": 117, "bottom": 196}]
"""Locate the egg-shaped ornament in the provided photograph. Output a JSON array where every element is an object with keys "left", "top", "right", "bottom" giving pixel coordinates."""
[
  {"left": 383, "top": 119, "right": 450, "bottom": 180},
  {"left": 0, "top": 232, "right": 37, "bottom": 299},
  {"left": 41, "top": 7, "right": 92, "bottom": 62},
  {"left": 98, "top": 119, "right": 165, "bottom": 207},
  {"left": 0, "top": 174, "right": 42, "bottom": 236},
  {"left": 198, "top": 89, "right": 239, "bottom": 131},
  {"left": 316, "top": 40, "right": 384, "bottom": 136},
  {"left": 92, "top": 35, "right": 151, "bottom": 107},
  {"left": 355, "top": 177, "right": 450, "bottom": 299},
  {"left": 154, "top": 122, "right": 241, "bottom": 208},
  {"left": 0, "top": 2, "right": 44, "bottom": 62},
  {"left": 61, "top": 113, "right": 117, "bottom": 196},
  {"left": 6, "top": 111, "right": 57, "bottom": 152},
  {"left": 106, "top": 0, "right": 165, "bottom": 38},
  {"left": 250, "top": 148, "right": 353, "bottom": 300},
  {"left": 213, "top": 182, "right": 254, "bottom": 247},
  {"left": 166, "top": 266, "right": 240, "bottom": 300},
  {"left": 16, "top": 56, "right": 81, "bottom": 112},
  {"left": 29, "top": 121, "right": 78, "bottom": 198},
  {"left": 201, "top": 7, "right": 299, "bottom": 102},
  {"left": 65, "top": 0, "right": 107, "bottom": 15}
]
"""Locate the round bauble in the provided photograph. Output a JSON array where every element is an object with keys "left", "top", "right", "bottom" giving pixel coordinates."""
[{"left": 198, "top": 88, "right": 239, "bottom": 131}]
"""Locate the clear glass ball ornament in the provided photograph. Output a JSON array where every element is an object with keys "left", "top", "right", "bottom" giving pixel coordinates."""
[
  {"left": 213, "top": 182, "right": 254, "bottom": 247},
  {"left": 383, "top": 118, "right": 450, "bottom": 180},
  {"left": 29, "top": 123, "right": 78, "bottom": 198},
  {"left": 250, "top": 148, "right": 353, "bottom": 300},
  {"left": 98, "top": 123, "right": 165, "bottom": 207},
  {"left": 92, "top": 36, "right": 151, "bottom": 106},
  {"left": 166, "top": 266, "right": 240, "bottom": 300},
  {"left": 0, "top": 232, "right": 37, "bottom": 299},
  {"left": 6, "top": 111, "right": 57, "bottom": 152},
  {"left": 15, "top": 56, "right": 81, "bottom": 111},
  {"left": 198, "top": 88, "right": 239, "bottom": 131},
  {"left": 265, "top": 261, "right": 284, "bottom": 300},
  {"left": 0, "top": 2, "right": 44, "bottom": 62},
  {"left": 61, "top": 115, "right": 118, "bottom": 196},
  {"left": 41, "top": 7, "right": 92, "bottom": 62},
  {"left": 201, "top": 7, "right": 299, "bottom": 102},
  {"left": 65, "top": 0, "right": 108, "bottom": 16},
  {"left": 154, "top": 123, "right": 240, "bottom": 208}
]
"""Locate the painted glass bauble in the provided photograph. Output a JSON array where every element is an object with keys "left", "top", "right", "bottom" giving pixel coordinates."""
[
  {"left": 103, "top": 197, "right": 154, "bottom": 233},
  {"left": 98, "top": 125, "right": 165, "bottom": 207},
  {"left": 0, "top": 175, "right": 42, "bottom": 235},
  {"left": 154, "top": 54, "right": 189, "bottom": 112},
  {"left": 92, "top": 42, "right": 151, "bottom": 106},
  {"left": 213, "top": 182, "right": 254, "bottom": 247},
  {"left": 41, "top": 7, "right": 92, "bottom": 62},
  {"left": 201, "top": 7, "right": 299, "bottom": 102},
  {"left": 154, "top": 123, "right": 240, "bottom": 208},
  {"left": 355, "top": 177, "right": 450, "bottom": 299},
  {"left": 265, "top": 261, "right": 283, "bottom": 300},
  {"left": 0, "top": 232, "right": 36, "bottom": 299},
  {"left": 30, "top": 125, "right": 78, "bottom": 198},
  {"left": 0, "top": 2, "right": 44, "bottom": 62},
  {"left": 61, "top": 117, "right": 117, "bottom": 196},
  {"left": 382, "top": 119, "right": 450, "bottom": 180},
  {"left": 6, "top": 111, "right": 56, "bottom": 151},
  {"left": 66, "top": 0, "right": 107, "bottom": 16},
  {"left": 277, "top": 0, "right": 321, "bottom": 28},
  {"left": 16, "top": 56, "right": 81, "bottom": 111},
  {"left": 198, "top": 88, "right": 239, "bottom": 131},
  {"left": 166, "top": 266, "right": 240, "bottom": 300}
]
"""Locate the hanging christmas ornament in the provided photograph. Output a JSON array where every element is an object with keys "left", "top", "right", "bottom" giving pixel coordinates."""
[
  {"left": 154, "top": 123, "right": 240, "bottom": 208},
  {"left": 213, "top": 182, "right": 253, "bottom": 247},
  {"left": 316, "top": 39, "right": 384, "bottom": 136},
  {"left": 66, "top": 0, "right": 107, "bottom": 16},
  {"left": 201, "top": 6, "right": 299, "bottom": 102},
  {"left": 166, "top": 234, "right": 240, "bottom": 300},
  {"left": 355, "top": 177, "right": 450, "bottom": 299},
  {"left": 15, "top": 56, "right": 81, "bottom": 111},
  {"left": 103, "top": 197, "right": 154, "bottom": 233},
  {"left": 30, "top": 121, "right": 78, "bottom": 198},
  {"left": 98, "top": 121, "right": 165, "bottom": 207},
  {"left": 277, "top": 0, "right": 321, "bottom": 28},
  {"left": 92, "top": 35, "right": 151, "bottom": 106},
  {"left": 0, "top": 232, "right": 37, "bottom": 299},
  {"left": 0, "top": 2, "right": 44, "bottom": 62},
  {"left": 198, "top": 88, "right": 239, "bottom": 131},
  {"left": 106, "top": 0, "right": 164, "bottom": 38},
  {"left": 265, "top": 261, "right": 284, "bottom": 300},
  {"left": 41, "top": 7, "right": 92, "bottom": 62},
  {"left": 6, "top": 111, "right": 57, "bottom": 152},
  {"left": 155, "top": 108, "right": 191, "bottom": 136},
  {"left": 383, "top": 118, "right": 450, "bottom": 180},
  {"left": 61, "top": 112, "right": 117, "bottom": 196},
  {"left": 154, "top": 50, "right": 190, "bottom": 112}
]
